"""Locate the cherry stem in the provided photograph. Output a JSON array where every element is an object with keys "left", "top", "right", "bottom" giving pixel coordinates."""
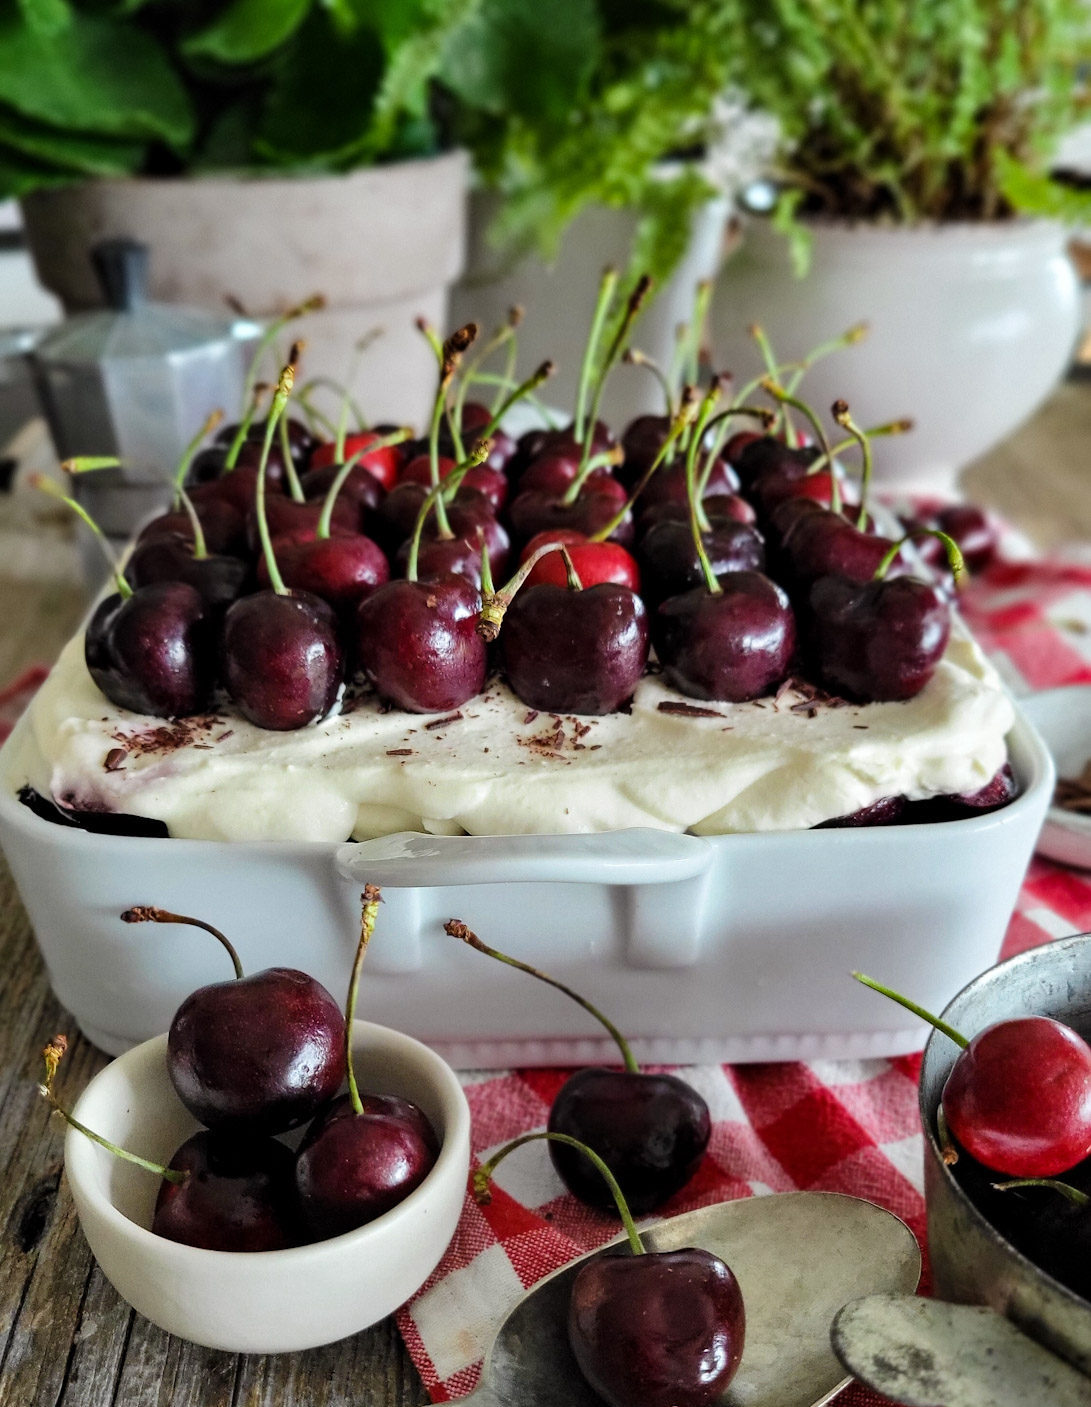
[
  {"left": 580, "top": 275, "right": 652, "bottom": 472},
  {"left": 170, "top": 409, "right": 223, "bottom": 506},
  {"left": 683, "top": 280, "right": 713, "bottom": 389},
  {"left": 476, "top": 540, "right": 570, "bottom": 641},
  {"left": 345, "top": 886, "right": 381, "bottom": 1117},
  {"left": 589, "top": 390, "right": 699, "bottom": 544},
  {"left": 443, "top": 919, "right": 638, "bottom": 1071},
  {"left": 279, "top": 414, "right": 305, "bottom": 503},
  {"left": 749, "top": 324, "right": 796, "bottom": 445},
  {"left": 493, "top": 308, "right": 524, "bottom": 415},
  {"left": 224, "top": 383, "right": 268, "bottom": 472},
  {"left": 456, "top": 311, "right": 521, "bottom": 432},
  {"left": 120, "top": 906, "right": 244, "bottom": 980},
  {"left": 561, "top": 444, "right": 624, "bottom": 508},
  {"left": 875, "top": 530, "right": 965, "bottom": 583},
  {"left": 255, "top": 363, "right": 296, "bottom": 596},
  {"left": 335, "top": 333, "right": 379, "bottom": 458},
  {"left": 34, "top": 473, "right": 130, "bottom": 598},
  {"left": 784, "top": 322, "right": 869, "bottom": 396},
  {"left": 831, "top": 400, "right": 874, "bottom": 527},
  {"left": 936, "top": 1105, "right": 959, "bottom": 1165},
  {"left": 40, "top": 1035, "right": 184, "bottom": 1184},
  {"left": 560, "top": 545, "right": 583, "bottom": 591},
  {"left": 687, "top": 381, "right": 726, "bottom": 593},
  {"left": 422, "top": 323, "right": 477, "bottom": 540},
  {"left": 575, "top": 269, "right": 618, "bottom": 444},
  {"left": 479, "top": 538, "right": 495, "bottom": 597},
  {"left": 405, "top": 439, "right": 491, "bottom": 582},
  {"left": 473, "top": 1131, "right": 643, "bottom": 1252},
  {"left": 241, "top": 293, "right": 324, "bottom": 415},
  {"left": 852, "top": 972, "right": 968, "bottom": 1049},
  {"left": 762, "top": 379, "right": 840, "bottom": 514},
  {"left": 803, "top": 420, "right": 914, "bottom": 482},
  {"left": 482, "top": 360, "right": 555, "bottom": 442},
  {"left": 175, "top": 487, "right": 208, "bottom": 560},
  {"left": 992, "top": 1177, "right": 1090, "bottom": 1206},
  {"left": 696, "top": 405, "right": 776, "bottom": 499},
  {"left": 666, "top": 319, "right": 688, "bottom": 402},
  {"left": 622, "top": 348, "right": 675, "bottom": 418},
  {"left": 296, "top": 378, "right": 353, "bottom": 439},
  {"left": 316, "top": 428, "right": 410, "bottom": 541}
]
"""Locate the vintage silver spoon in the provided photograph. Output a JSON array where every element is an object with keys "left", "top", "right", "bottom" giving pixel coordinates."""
[
  {"left": 833, "top": 1293, "right": 1091, "bottom": 1405},
  {"left": 458, "top": 1190, "right": 920, "bottom": 1407}
]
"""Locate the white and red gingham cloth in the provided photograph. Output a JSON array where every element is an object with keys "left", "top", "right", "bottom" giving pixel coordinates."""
[
  {"left": 8, "top": 549, "right": 1091, "bottom": 1405},
  {"left": 395, "top": 551, "right": 1091, "bottom": 1406}
]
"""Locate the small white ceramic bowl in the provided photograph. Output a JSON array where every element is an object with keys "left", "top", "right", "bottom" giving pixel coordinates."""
[
  {"left": 1019, "top": 685, "right": 1091, "bottom": 870},
  {"left": 64, "top": 1020, "right": 471, "bottom": 1353}
]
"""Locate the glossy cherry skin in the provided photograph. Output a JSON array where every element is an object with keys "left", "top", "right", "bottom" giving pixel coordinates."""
[
  {"left": 190, "top": 447, "right": 289, "bottom": 514},
  {"left": 137, "top": 498, "right": 248, "bottom": 558},
  {"left": 638, "top": 494, "right": 756, "bottom": 536},
  {"left": 653, "top": 572, "right": 796, "bottom": 703},
  {"left": 399, "top": 453, "right": 509, "bottom": 512},
  {"left": 310, "top": 431, "right": 402, "bottom": 489},
  {"left": 168, "top": 966, "right": 347, "bottom": 1135},
  {"left": 638, "top": 518, "right": 765, "bottom": 607},
  {"left": 246, "top": 493, "right": 357, "bottom": 553},
  {"left": 221, "top": 590, "right": 344, "bottom": 730},
  {"left": 501, "top": 583, "right": 649, "bottom": 715},
  {"left": 301, "top": 460, "right": 386, "bottom": 526},
  {"left": 508, "top": 486, "right": 633, "bottom": 548},
  {"left": 637, "top": 457, "right": 739, "bottom": 515},
  {"left": 85, "top": 582, "right": 213, "bottom": 717},
  {"left": 295, "top": 1092, "right": 439, "bottom": 1239},
  {"left": 548, "top": 1068, "right": 711, "bottom": 1214},
  {"left": 943, "top": 1017, "right": 1091, "bottom": 1177},
  {"left": 355, "top": 575, "right": 487, "bottom": 712},
  {"left": 808, "top": 574, "right": 950, "bottom": 702},
  {"left": 520, "top": 530, "right": 640, "bottom": 592},
  {"left": 779, "top": 507, "right": 896, "bottom": 591},
  {"left": 568, "top": 1246, "right": 745, "bottom": 1407},
  {"left": 266, "top": 533, "right": 390, "bottom": 614},
  {"left": 731, "top": 435, "right": 817, "bottom": 490},
  {"left": 153, "top": 1131, "right": 301, "bottom": 1251},
  {"left": 395, "top": 533, "right": 491, "bottom": 589},
  {"left": 124, "top": 534, "right": 249, "bottom": 612}
]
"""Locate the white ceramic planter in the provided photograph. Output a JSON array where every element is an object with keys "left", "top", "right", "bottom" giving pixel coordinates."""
[
  {"left": 449, "top": 190, "right": 731, "bottom": 430},
  {"left": 711, "top": 218, "right": 1081, "bottom": 494},
  {"left": 20, "top": 152, "right": 470, "bottom": 428}
]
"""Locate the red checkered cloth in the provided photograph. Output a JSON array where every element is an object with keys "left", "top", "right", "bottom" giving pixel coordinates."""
[{"left": 393, "top": 553, "right": 1091, "bottom": 1406}]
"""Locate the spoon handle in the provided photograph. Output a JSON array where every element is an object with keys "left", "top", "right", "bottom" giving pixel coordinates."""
[{"left": 832, "top": 1294, "right": 1091, "bottom": 1407}]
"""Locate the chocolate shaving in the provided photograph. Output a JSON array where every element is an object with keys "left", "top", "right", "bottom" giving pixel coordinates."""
[
  {"left": 386, "top": 748, "right": 413, "bottom": 757},
  {"left": 426, "top": 713, "right": 463, "bottom": 731},
  {"left": 104, "top": 747, "right": 126, "bottom": 772},
  {"left": 657, "top": 701, "right": 726, "bottom": 719}
]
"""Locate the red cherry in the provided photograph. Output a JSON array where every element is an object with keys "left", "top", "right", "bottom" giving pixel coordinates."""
[
  {"left": 519, "top": 530, "right": 641, "bottom": 592},
  {"left": 944, "top": 1018, "right": 1091, "bottom": 1177},
  {"left": 311, "top": 433, "right": 402, "bottom": 490}
]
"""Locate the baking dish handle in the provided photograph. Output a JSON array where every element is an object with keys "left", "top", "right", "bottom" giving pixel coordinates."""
[
  {"left": 334, "top": 828, "right": 713, "bottom": 889},
  {"left": 333, "top": 830, "right": 715, "bottom": 971}
]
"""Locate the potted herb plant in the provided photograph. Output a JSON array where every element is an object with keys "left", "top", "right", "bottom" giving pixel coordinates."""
[
  {"left": 3, "top": 0, "right": 472, "bottom": 424},
  {"left": 711, "top": 0, "right": 1091, "bottom": 492},
  {"left": 445, "top": 2, "right": 778, "bottom": 428}
]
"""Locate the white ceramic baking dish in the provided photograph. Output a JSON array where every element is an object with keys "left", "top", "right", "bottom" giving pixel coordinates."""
[{"left": 0, "top": 690, "right": 1053, "bottom": 1066}]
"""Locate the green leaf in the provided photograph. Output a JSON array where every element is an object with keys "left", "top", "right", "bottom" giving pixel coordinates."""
[
  {"left": 0, "top": 104, "right": 143, "bottom": 174},
  {"left": 16, "top": 0, "right": 72, "bottom": 39},
  {"left": 439, "top": 0, "right": 599, "bottom": 121},
  {"left": 182, "top": 0, "right": 312, "bottom": 65},
  {"left": 253, "top": 6, "right": 384, "bottom": 165},
  {"left": 0, "top": 143, "right": 79, "bottom": 199},
  {"left": 996, "top": 150, "right": 1091, "bottom": 224},
  {"left": 0, "top": 12, "right": 194, "bottom": 147}
]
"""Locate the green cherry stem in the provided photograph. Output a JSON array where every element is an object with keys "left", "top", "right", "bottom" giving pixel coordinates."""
[
  {"left": 831, "top": 400, "right": 875, "bottom": 528},
  {"left": 560, "top": 544, "right": 583, "bottom": 591},
  {"left": 992, "top": 1178, "right": 1091, "bottom": 1206},
  {"left": 622, "top": 348, "right": 675, "bottom": 418},
  {"left": 874, "top": 530, "right": 965, "bottom": 584},
  {"left": 315, "top": 428, "right": 410, "bottom": 542},
  {"left": 481, "top": 360, "right": 555, "bottom": 442},
  {"left": 683, "top": 279, "right": 713, "bottom": 388},
  {"left": 852, "top": 973, "right": 969, "bottom": 1049},
  {"left": 579, "top": 274, "right": 652, "bottom": 472},
  {"left": 241, "top": 293, "right": 324, "bottom": 415},
  {"left": 404, "top": 439, "right": 491, "bottom": 582},
  {"left": 120, "top": 906, "right": 245, "bottom": 980},
  {"left": 561, "top": 444, "right": 625, "bottom": 508},
  {"left": 175, "top": 487, "right": 208, "bottom": 560},
  {"left": 334, "top": 333, "right": 381, "bottom": 457},
  {"left": 575, "top": 269, "right": 618, "bottom": 444},
  {"left": 476, "top": 541, "right": 572, "bottom": 642},
  {"left": 696, "top": 404, "right": 776, "bottom": 499},
  {"left": 224, "top": 383, "right": 268, "bottom": 472},
  {"left": 345, "top": 886, "right": 381, "bottom": 1117},
  {"left": 444, "top": 920, "right": 638, "bottom": 1071},
  {"left": 254, "top": 362, "right": 296, "bottom": 596},
  {"left": 172, "top": 409, "right": 224, "bottom": 505},
  {"left": 456, "top": 310, "right": 520, "bottom": 428},
  {"left": 279, "top": 413, "right": 305, "bottom": 503},
  {"left": 784, "top": 322, "right": 869, "bottom": 396},
  {"left": 589, "top": 389, "right": 699, "bottom": 544},
  {"left": 479, "top": 538, "right": 495, "bottom": 597},
  {"left": 40, "top": 1035, "right": 185, "bottom": 1184},
  {"left": 473, "top": 1131, "right": 644, "bottom": 1255},
  {"left": 686, "top": 380, "right": 726, "bottom": 588},
  {"left": 761, "top": 379, "right": 840, "bottom": 514},
  {"left": 32, "top": 473, "right": 131, "bottom": 598}
]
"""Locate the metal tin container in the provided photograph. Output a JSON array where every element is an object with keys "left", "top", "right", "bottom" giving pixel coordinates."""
[{"left": 921, "top": 931, "right": 1091, "bottom": 1376}]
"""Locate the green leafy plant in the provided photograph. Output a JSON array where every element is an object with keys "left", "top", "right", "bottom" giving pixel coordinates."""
[{"left": 728, "top": 0, "right": 1091, "bottom": 257}]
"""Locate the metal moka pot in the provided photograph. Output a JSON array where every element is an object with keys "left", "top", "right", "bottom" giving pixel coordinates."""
[{"left": 3, "top": 238, "right": 257, "bottom": 559}]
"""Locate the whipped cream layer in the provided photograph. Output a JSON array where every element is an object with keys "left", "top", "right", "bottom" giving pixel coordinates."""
[{"left": 10, "top": 627, "right": 1016, "bottom": 842}]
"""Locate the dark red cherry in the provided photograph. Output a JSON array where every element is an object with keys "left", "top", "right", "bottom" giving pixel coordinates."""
[
  {"left": 501, "top": 582, "right": 648, "bottom": 715},
  {"left": 221, "top": 590, "right": 344, "bottom": 729},
  {"left": 138, "top": 497, "right": 248, "bottom": 559},
  {"left": 638, "top": 517, "right": 765, "bottom": 607},
  {"left": 731, "top": 435, "right": 817, "bottom": 490},
  {"left": 621, "top": 413, "right": 672, "bottom": 480},
  {"left": 246, "top": 494, "right": 357, "bottom": 553},
  {"left": 168, "top": 964, "right": 347, "bottom": 1135},
  {"left": 85, "top": 582, "right": 213, "bottom": 717},
  {"left": 508, "top": 486, "right": 633, "bottom": 548},
  {"left": 301, "top": 460, "right": 386, "bottom": 525},
  {"left": 782, "top": 508, "right": 899, "bottom": 589},
  {"left": 548, "top": 1069, "right": 711, "bottom": 1214},
  {"left": 637, "top": 457, "right": 739, "bottom": 515},
  {"left": 653, "top": 572, "right": 796, "bottom": 702},
  {"left": 294, "top": 1092, "right": 438, "bottom": 1239},
  {"left": 153, "top": 1131, "right": 301, "bottom": 1251},
  {"left": 569, "top": 1246, "right": 745, "bottom": 1407},
  {"left": 267, "top": 533, "right": 390, "bottom": 614},
  {"left": 124, "top": 534, "right": 249, "bottom": 611},
  {"left": 932, "top": 503, "right": 1000, "bottom": 574},
  {"left": 190, "top": 447, "right": 288, "bottom": 514},
  {"left": 815, "top": 796, "right": 908, "bottom": 828},
  {"left": 808, "top": 573, "right": 950, "bottom": 702},
  {"left": 639, "top": 495, "right": 756, "bottom": 537},
  {"left": 399, "top": 453, "right": 509, "bottom": 511},
  {"left": 355, "top": 575, "right": 487, "bottom": 712}
]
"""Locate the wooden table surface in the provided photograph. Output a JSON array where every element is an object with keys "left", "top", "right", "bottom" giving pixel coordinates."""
[{"left": 1, "top": 386, "right": 1090, "bottom": 1407}]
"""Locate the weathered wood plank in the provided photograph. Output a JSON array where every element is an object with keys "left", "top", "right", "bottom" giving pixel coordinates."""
[{"left": 233, "top": 1318, "right": 430, "bottom": 1407}]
